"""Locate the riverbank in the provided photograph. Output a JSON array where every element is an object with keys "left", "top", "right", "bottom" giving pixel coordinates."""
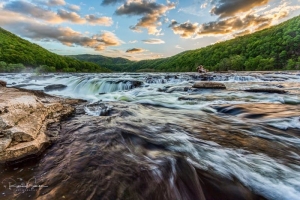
[{"left": 0, "top": 82, "right": 82, "bottom": 163}]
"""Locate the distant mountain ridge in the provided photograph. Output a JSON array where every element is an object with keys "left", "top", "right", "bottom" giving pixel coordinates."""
[
  {"left": 69, "top": 54, "right": 133, "bottom": 72},
  {"left": 72, "top": 15, "right": 300, "bottom": 72},
  {"left": 0, "top": 27, "right": 111, "bottom": 73}
]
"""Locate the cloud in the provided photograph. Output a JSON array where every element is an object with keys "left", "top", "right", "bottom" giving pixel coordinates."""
[
  {"left": 168, "top": 20, "right": 178, "bottom": 27},
  {"left": 0, "top": 10, "right": 122, "bottom": 51},
  {"left": 201, "top": 2, "right": 208, "bottom": 9},
  {"left": 233, "top": 29, "right": 251, "bottom": 37},
  {"left": 26, "top": 26, "right": 121, "bottom": 51},
  {"left": 48, "top": 0, "right": 66, "bottom": 6},
  {"left": 126, "top": 48, "right": 145, "bottom": 53},
  {"left": 115, "top": 0, "right": 175, "bottom": 35},
  {"left": 66, "top": 4, "right": 80, "bottom": 12},
  {"left": 170, "top": 21, "right": 199, "bottom": 38},
  {"left": 85, "top": 15, "right": 113, "bottom": 26},
  {"left": 57, "top": 9, "right": 85, "bottom": 23},
  {"left": 99, "top": 49, "right": 163, "bottom": 61},
  {"left": 4, "top": 0, "right": 62, "bottom": 23},
  {"left": 101, "top": 0, "right": 125, "bottom": 6},
  {"left": 129, "top": 40, "right": 138, "bottom": 43},
  {"left": 198, "top": 14, "right": 272, "bottom": 35},
  {"left": 142, "top": 38, "right": 165, "bottom": 44},
  {"left": 175, "top": 45, "right": 183, "bottom": 49},
  {"left": 2, "top": 1, "right": 113, "bottom": 26},
  {"left": 170, "top": 8, "right": 289, "bottom": 39},
  {"left": 211, "top": 0, "right": 269, "bottom": 18},
  {"left": 195, "top": 0, "right": 297, "bottom": 37}
]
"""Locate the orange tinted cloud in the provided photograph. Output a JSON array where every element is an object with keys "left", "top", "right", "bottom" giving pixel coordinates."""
[
  {"left": 126, "top": 48, "right": 145, "bottom": 53},
  {"left": 3, "top": 1, "right": 113, "bottom": 26},
  {"left": 170, "top": 21, "right": 199, "bottom": 38},
  {"left": 211, "top": 0, "right": 269, "bottom": 18},
  {"left": 115, "top": 0, "right": 175, "bottom": 35}
]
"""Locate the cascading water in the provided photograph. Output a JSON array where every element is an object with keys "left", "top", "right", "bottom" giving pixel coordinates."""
[{"left": 0, "top": 71, "right": 300, "bottom": 200}]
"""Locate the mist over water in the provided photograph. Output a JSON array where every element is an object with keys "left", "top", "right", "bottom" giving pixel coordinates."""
[{"left": 0, "top": 71, "right": 300, "bottom": 200}]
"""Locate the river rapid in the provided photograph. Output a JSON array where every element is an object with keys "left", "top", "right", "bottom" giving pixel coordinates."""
[{"left": 0, "top": 71, "right": 300, "bottom": 200}]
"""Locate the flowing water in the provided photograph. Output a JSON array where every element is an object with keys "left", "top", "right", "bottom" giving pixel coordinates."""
[{"left": 0, "top": 72, "right": 300, "bottom": 200}]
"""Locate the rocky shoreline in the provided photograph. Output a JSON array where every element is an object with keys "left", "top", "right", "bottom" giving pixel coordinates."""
[{"left": 0, "top": 81, "right": 82, "bottom": 163}]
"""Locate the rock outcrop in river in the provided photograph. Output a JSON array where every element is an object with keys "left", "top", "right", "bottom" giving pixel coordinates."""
[
  {"left": 0, "top": 83, "right": 78, "bottom": 163},
  {"left": 193, "top": 81, "right": 226, "bottom": 89}
]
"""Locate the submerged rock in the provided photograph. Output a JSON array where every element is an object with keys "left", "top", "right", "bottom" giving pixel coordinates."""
[
  {"left": 27, "top": 75, "right": 55, "bottom": 81},
  {"left": 166, "top": 86, "right": 190, "bottom": 93},
  {"left": 0, "top": 80, "right": 6, "bottom": 87},
  {"left": 244, "top": 88, "right": 286, "bottom": 94},
  {"left": 44, "top": 84, "right": 67, "bottom": 92},
  {"left": 106, "top": 80, "right": 143, "bottom": 89},
  {"left": 0, "top": 87, "right": 77, "bottom": 163},
  {"left": 193, "top": 82, "right": 226, "bottom": 89},
  {"left": 84, "top": 102, "right": 112, "bottom": 116}
]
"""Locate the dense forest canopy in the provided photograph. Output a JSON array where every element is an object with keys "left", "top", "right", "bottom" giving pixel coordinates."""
[
  {"left": 0, "top": 27, "right": 111, "bottom": 73},
  {"left": 72, "top": 15, "right": 300, "bottom": 72}
]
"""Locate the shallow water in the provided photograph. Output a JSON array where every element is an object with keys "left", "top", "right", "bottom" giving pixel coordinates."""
[{"left": 0, "top": 72, "right": 300, "bottom": 200}]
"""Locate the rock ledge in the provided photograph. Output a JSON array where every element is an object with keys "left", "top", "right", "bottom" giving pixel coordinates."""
[{"left": 0, "top": 86, "right": 78, "bottom": 163}]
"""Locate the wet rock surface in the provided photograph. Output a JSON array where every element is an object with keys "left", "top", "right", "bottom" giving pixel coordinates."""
[
  {"left": 83, "top": 101, "right": 112, "bottom": 116},
  {"left": 107, "top": 80, "right": 143, "bottom": 88},
  {"left": 244, "top": 88, "right": 286, "bottom": 94},
  {"left": 44, "top": 84, "right": 67, "bottom": 92},
  {"left": 193, "top": 81, "right": 226, "bottom": 89},
  {"left": 0, "top": 87, "right": 78, "bottom": 163},
  {"left": 0, "top": 80, "right": 6, "bottom": 87},
  {"left": 27, "top": 75, "right": 55, "bottom": 81},
  {"left": 165, "top": 86, "right": 190, "bottom": 93}
]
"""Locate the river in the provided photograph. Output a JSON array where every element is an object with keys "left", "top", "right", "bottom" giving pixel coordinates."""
[{"left": 0, "top": 71, "right": 300, "bottom": 200}]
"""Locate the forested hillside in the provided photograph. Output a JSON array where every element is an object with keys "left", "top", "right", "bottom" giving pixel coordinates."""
[
  {"left": 69, "top": 54, "right": 132, "bottom": 72},
  {"left": 131, "top": 15, "right": 300, "bottom": 72},
  {"left": 0, "top": 27, "right": 110, "bottom": 73},
  {"left": 74, "top": 15, "right": 300, "bottom": 72}
]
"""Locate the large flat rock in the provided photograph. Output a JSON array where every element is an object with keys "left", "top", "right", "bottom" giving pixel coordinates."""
[
  {"left": 0, "top": 86, "right": 77, "bottom": 163},
  {"left": 193, "top": 82, "right": 226, "bottom": 89}
]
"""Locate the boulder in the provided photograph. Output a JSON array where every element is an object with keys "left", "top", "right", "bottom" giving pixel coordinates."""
[
  {"left": 44, "top": 84, "right": 67, "bottom": 92},
  {"left": 244, "top": 88, "right": 286, "bottom": 94},
  {"left": 0, "top": 87, "right": 77, "bottom": 163},
  {"left": 193, "top": 82, "right": 226, "bottom": 89},
  {"left": 0, "top": 80, "right": 6, "bottom": 87}
]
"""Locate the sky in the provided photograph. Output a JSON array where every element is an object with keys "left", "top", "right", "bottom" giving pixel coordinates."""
[{"left": 0, "top": 0, "right": 300, "bottom": 61}]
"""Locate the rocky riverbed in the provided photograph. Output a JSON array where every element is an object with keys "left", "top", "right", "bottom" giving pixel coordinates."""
[
  {"left": 0, "top": 82, "right": 80, "bottom": 163},
  {"left": 0, "top": 72, "right": 300, "bottom": 200}
]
